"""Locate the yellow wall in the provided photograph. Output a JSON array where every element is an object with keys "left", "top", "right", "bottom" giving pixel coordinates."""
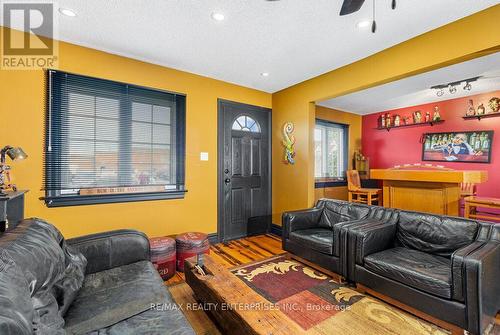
[
  {"left": 272, "top": 5, "right": 500, "bottom": 219},
  {"left": 315, "top": 187, "right": 348, "bottom": 202},
  {"left": 314, "top": 105, "right": 362, "bottom": 202},
  {"left": 0, "top": 27, "right": 271, "bottom": 238}
]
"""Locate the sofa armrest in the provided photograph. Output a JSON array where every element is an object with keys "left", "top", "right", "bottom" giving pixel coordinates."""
[
  {"left": 282, "top": 208, "right": 323, "bottom": 239},
  {"left": 451, "top": 241, "right": 486, "bottom": 302},
  {"left": 463, "top": 240, "right": 500, "bottom": 334},
  {"left": 67, "top": 229, "right": 150, "bottom": 274},
  {"left": 347, "top": 222, "right": 397, "bottom": 266},
  {"left": 334, "top": 219, "right": 385, "bottom": 278}
]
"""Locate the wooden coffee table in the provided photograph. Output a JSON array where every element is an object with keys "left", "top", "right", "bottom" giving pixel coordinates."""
[{"left": 184, "top": 255, "right": 303, "bottom": 335}]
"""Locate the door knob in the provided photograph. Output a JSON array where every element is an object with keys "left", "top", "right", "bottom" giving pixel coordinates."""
[{"left": 224, "top": 178, "right": 231, "bottom": 185}]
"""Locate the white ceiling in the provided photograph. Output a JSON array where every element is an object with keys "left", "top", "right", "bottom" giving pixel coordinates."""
[
  {"left": 317, "top": 52, "right": 500, "bottom": 115},
  {"left": 3, "top": 0, "right": 499, "bottom": 92}
]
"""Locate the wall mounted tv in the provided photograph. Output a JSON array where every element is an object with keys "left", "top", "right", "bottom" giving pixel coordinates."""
[{"left": 422, "top": 130, "right": 493, "bottom": 163}]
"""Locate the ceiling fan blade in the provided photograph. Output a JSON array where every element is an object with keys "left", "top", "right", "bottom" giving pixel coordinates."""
[{"left": 339, "top": 0, "right": 366, "bottom": 16}]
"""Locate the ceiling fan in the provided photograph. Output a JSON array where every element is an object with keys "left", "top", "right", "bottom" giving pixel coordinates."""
[{"left": 340, "top": 0, "right": 397, "bottom": 33}]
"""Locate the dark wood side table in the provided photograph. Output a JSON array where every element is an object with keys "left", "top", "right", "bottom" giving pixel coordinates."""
[{"left": 0, "top": 190, "right": 27, "bottom": 233}]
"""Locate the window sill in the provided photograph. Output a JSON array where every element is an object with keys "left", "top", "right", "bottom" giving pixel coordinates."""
[
  {"left": 315, "top": 180, "right": 347, "bottom": 188},
  {"left": 43, "top": 190, "right": 187, "bottom": 207}
]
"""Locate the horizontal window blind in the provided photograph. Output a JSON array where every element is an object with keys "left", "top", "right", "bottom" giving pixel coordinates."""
[{"left": 44, "top": 70, "right": 186, "bottom": 206}]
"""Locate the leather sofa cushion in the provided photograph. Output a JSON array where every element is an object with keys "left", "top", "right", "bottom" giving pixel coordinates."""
[
  {"left": 86, "top": 294, "right": 196, "bottom": 335},
  {"left": 0, "top": 253, "right": 34, "bottom": 335},
  {"left": 318, "top": 200, "right": 370, "bottom": 229},
  {"left": 0, "top": 218, "right": 87, "bottom": 334},
  {"left": 364, "top": 247, "right": 452, "bottom": 299},
  {"left": 64, "top": 260, "right": 182, "bottom": 334},
  {"left": 289, "top": 228, "right": 334, "bottom": 255},
  {"left": 397, "top": 211, "right": 478, "bottom": 257}
]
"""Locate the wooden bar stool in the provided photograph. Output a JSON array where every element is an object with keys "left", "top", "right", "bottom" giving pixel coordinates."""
[
  {"left": 460, "top": 182, "right": 477, "bottom": 217},
  {"left": 347, "top": 170, "right": 382, "bottom": 206}
]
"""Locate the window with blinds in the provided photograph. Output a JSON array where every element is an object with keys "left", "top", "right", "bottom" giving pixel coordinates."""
[{"left": 44, "top": 70, "right": 186, "bottom": 207}]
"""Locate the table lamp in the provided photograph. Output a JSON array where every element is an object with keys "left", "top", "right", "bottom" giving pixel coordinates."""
[{"left": 0, "top": 145, "right": 28, "bottom": 195}]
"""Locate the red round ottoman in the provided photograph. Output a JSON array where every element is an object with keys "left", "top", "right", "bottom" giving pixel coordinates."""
[
  {"left": 175, "top": 232, "right": 210, "bottom": 272},
  {"left": 149, "top": 236, "right": 176, "bottom": 280}
]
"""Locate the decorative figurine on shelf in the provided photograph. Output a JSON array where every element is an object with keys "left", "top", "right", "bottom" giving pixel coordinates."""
[
  {"left": 404, "top": 116, "right": 411, "bottom": 125},
  {"left": 413, "top": 110, "right": 422, "bottom": 123},
  {"left": 379, "top": 114, "right": 386, "bottom": 128},
  {"left": 0, "top": 145, "right": 28, "bottom": 195},
  {"left": 488, "top": 97, "right": 499, "bottom": 113},
  {"left": 425, "top": 111, "right": 431, "bottom": 123},
  {"left": 432, "top": 106, "right": 441, "bottom": 121},
  {"left": 386, "top": 113, "right": 392, "bottom": 128},
  {"left": 394, "top": 115, "right": 401, "bottom": 127},
  {"left": 466, "top": 99, "right": 476, "bottom": 116},
  {"left": 477, "top": 103, "right": 486, "bottom": 115},
  {"left": 281, "top": 122, "right": 296, "bottom": 165}
]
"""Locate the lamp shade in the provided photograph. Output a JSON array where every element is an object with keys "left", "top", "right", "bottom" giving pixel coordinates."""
[{"left": 6, "top": 147, "right": 28, "bottom": 161}]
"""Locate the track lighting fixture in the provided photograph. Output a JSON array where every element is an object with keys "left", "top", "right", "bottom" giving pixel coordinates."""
[{"left": 431, "top": 76, "right": 481, "bottom": 97}]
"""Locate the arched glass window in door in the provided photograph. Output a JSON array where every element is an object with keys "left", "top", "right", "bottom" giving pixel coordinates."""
[{"left": 232, "top": 115, "right": 261, "bottom": 133}]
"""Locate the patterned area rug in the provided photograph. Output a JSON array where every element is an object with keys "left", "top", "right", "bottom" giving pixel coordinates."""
[{"left": 231, "top": 255, "right": 449, "bottom": 335}]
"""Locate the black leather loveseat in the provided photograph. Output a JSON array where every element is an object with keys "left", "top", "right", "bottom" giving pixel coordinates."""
[
  {"left": 282, "top": 199, "right": 499, "bottom": 335},
  {"left": 0, "top": 218, "right": 195, "bottom": 335}
]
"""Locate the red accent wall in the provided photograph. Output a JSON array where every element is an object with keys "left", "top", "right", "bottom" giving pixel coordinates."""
[{"left": 362, "top": 90, "right": 500, "bottom": 197}]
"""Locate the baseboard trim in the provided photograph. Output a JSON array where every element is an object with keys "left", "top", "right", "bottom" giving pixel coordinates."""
[
  {"left": 270, "top": 223, "right": 282, "bottom": 237},
  {"left": 207, "top": 233, "right": 219, "bottom": 244},
  {"left": 208, "top": 224, "right": 281, "bottom": 244}
]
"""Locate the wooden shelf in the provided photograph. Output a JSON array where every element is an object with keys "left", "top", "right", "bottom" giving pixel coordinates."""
[
  {"left": 375, "top": 120, "right": 444, "bottom": 132},
  {"left": 462, "top": 113, "right": 500, "bottom": 121}
]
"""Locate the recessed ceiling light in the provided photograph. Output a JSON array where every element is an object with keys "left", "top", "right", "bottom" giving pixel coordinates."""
[
  {"left": 261, "top": 72, "right": 269, "bottom": 77},
  {"left": 59, "top": 8, "right": 77, "bottom": 17},
  {"left": 356, "top": 20, "right": 371, "bottom": 29},
  {"left": 211, "top": 12, "right": 225, "bottom": 21}
]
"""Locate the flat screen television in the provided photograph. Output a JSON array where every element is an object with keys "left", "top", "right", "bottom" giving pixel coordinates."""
[{"left": 422, "top": 130, "right": 493, "bottom": 163}]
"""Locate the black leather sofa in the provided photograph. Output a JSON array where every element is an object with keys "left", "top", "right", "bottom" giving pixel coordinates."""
[
  {"left": 0, "top": 218, "right": 195, "bottom": 335},
  {"left": 282, "top": 199, "right": 499, "bottom": 335}
]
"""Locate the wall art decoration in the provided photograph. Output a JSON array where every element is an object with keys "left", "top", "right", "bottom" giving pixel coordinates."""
[
  {"left": 422, "top": 130, "right": 493, "bottom": 163},
  {"left": 488, "top": 97, "right": 499, "bottom": 113},
  {"left": 413, "top": 110, "right": 422, "bottom": 123},
  {"left": 282, "top": 122, "right": 296, "bottom": 164},
  {"left": 466, "top": 99, "right": 476, "bottom": 116}
]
